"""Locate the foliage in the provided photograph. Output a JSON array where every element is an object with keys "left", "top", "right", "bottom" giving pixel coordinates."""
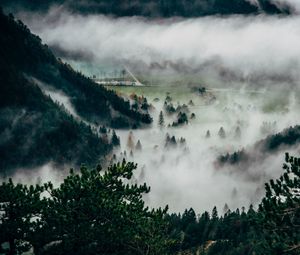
[
  {"left": 172, "top": 112, "right": 188, "bottom": 127},
  {"left": 111, "top": 130, "right": 120, "bottom": 147},
  {"left": 0, "top": 154, "right": 300, "bottom": 254},
  {"left": 259, "top": 153, "right": 300, "bottom": 254},
  {"left": 158, "top": 111, "right": 165, "bottom": 128},
  {"left": 0, "top": 161, "right": 172, "bottom": 255}
]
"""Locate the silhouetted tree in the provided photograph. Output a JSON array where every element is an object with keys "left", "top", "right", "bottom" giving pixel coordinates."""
[
  {"left": 158, "top": 110, "right": 165, "bottom": 127},
  {"left": 135, "top": 140, "right": 142, "bottom": 151},
  {"left": 218, "top": 127, "right": 226, "bottom": 139},
  {"left": 111, "top": 130, "right": 120, "bottom": 147}
]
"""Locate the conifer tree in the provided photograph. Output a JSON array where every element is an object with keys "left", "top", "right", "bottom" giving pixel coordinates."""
[
  {"left": 158, "top": 110, "right": 165, "bottom": 127},
  {"left": 111, "top": 130, "right": 120, "bottom": 147},
  {"left": 206, "top": 130, "right": 211, "bottom": 138},
  {"left": 136, "top": 140, "right": 142, "bottom": 151},
  {"left": 218, "top": 127, "right": 226, "bottom": 139}
]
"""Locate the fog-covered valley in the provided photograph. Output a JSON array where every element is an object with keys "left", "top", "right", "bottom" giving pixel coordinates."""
[
  {"left": 6, "top": 9, "right": 299, "bottom": 213},
  {"left": 2, "top": 1, "right": 300, "bottom": 254},
  {"left": 111, "top": 86, "right": 300, "bottom": 212}
]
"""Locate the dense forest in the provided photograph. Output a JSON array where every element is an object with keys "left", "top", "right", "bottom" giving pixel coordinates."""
[
  {"left": 0, "top": 153, "right": 299, "bottom": 255},
  {"left": 2, "top": 0, "right": 292, "bottom": 17},
  {"left": 0, "top": 8, "right": 152, "bottom": 173}
]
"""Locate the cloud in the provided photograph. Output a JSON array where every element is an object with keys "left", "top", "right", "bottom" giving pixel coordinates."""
[
  {"left": 274, "top": 0, "right": 300, "bottom": 12},
  {"left": 15, "top": 8, "right": 300, "bottom": 87}
]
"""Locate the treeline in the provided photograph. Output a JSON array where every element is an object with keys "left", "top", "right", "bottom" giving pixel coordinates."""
[
  {"left": 0, "top": 161, "right": 171, "bottom": 255},
  {"left": 1, "top": 154, "right": 299, "bottom": 255},
  {"left": 2, "top": 0, "right": 292, "bottom": 17}
]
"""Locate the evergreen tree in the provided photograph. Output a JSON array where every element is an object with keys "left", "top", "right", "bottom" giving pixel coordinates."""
[
  {"left": 212, "top": 206, "right": 218, "bottom": 220},
  {"left": 259, "top": 153, "right": 300, "bottom": 254},
  {"left": 0, "top": 161, "right": 173, "bottom": 255},
  {"left": 111, "top": 130, "right": 120, "bottom": 147},
  {"left": 0, "top": 180, "right": 45, "bottom": 254},
  {"left": 206, "top": 130, "right": 211, "bottom": 138},
  {"left": 135, "top": 140, "right": 142, "bottom": 151},
  {"left": 158, "top": 110, "right": 165, "bottom": 127},
  {"left": 218, "top": 127, "right": 226, "bottom": 139},
  {"left": 99, "top": 125, "right": 107, "bottom": 134},
  {"left": 190, "top": 113, "right": 196, "bottom": 119}
]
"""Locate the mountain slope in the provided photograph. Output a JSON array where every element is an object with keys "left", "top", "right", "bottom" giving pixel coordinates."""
[
  {"left": 218, "top": 125, "right": 300, "bottom": 167},
  {"left": 0, "top": 63, "right": 111, "bottom": 173},
  {"left": 0, "top": 9, "right": 150, "bottom": 174},
  {"left": 1, "top": 0, "right": 292, "bottom": 17},
  {"left": 0, "top": 9, "right": 152, "bottom": 128}
]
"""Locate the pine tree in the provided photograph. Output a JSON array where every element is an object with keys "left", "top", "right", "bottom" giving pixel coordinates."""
[
  {"left": 218, "top": 127, "right": 226, "bottom": 139},
  {"left": 135, "top": 140, "right": 142, "bottom": 151},
  {"left": 259, "top": 153, "right": 300, "bottom": 254},
  {"left": 212, "top": 206, "right": 218, "bottom": 220},
  {"left": 111, "top": 130, "right": 120, "bottom": 147},
  {"left": 206, "top": 130, "right": 211, "bottom": 138},
  {"left": 158, "top": 111, "right": 165, "bottom": 127}
]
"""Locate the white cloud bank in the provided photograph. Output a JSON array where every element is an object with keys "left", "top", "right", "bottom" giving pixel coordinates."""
[{"left": 17, "top": 8, "right": 300, "bottom": 87}]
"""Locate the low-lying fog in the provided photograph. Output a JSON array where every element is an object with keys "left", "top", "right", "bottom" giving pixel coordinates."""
[
  {"left": 114, "top": 87, "right": 300, "bottom": 212},
  {"left": 9, "top": 8, "right": 300, "bottom": 213}
]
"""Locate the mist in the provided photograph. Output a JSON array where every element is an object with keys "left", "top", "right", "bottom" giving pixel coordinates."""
[
  {"left": 111, "top": 88, "right": 300, "bottom": 212},
  {"left": 16, "top": 8, "right": 300, "bottom": 87},
  {"left": 7, "top": 7, "right": 300, "bottom": 213},
  {"left": 30, "top": 77, "right": 80, "bottom": 118}
]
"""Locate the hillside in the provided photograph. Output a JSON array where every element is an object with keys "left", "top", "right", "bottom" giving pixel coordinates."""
[
  {"left": 0, "top": 9, "right": 151, "bottom": 174},
  {"left": 218, "top": 125, "right": 300, "bottom": 167},
  {"left": 0, "top": 9, "right": 152, "bottom": 128},
  {"left": 2, "top": 0, "right": 292, "bottom": 17}
]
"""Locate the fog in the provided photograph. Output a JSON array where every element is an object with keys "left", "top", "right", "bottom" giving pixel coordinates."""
[
  {"left": 9, "top": 8, "right": 300, "bottom": 213},
  {"left": 31, "top": 77, "right": 80, "bottom": 118},
  {"left": 17, "top": 8, "right": 300, "bottom": 87},
  {"left": 113, "top": 88, "right": 300, "bottom": 212}
]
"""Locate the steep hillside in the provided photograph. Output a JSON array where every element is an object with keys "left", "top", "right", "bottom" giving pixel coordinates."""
[
  {"left": 0, "top": 9, "right": 152, "bottom": 128},
  {"left": 0, "top": 9, "right": 151, "bottom": 174}
]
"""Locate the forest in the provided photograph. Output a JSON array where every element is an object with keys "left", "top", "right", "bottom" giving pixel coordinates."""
[
  {"left": 0, "top": 153, "right": 299, "bottom": 255},
  {"left": 1, "top": 0, "right": 292, "bottom": 17}
]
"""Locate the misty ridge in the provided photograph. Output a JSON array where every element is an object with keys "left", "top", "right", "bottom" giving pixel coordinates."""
[{"left": 1, "top": 1, "right": 300, "bottom": 255}]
